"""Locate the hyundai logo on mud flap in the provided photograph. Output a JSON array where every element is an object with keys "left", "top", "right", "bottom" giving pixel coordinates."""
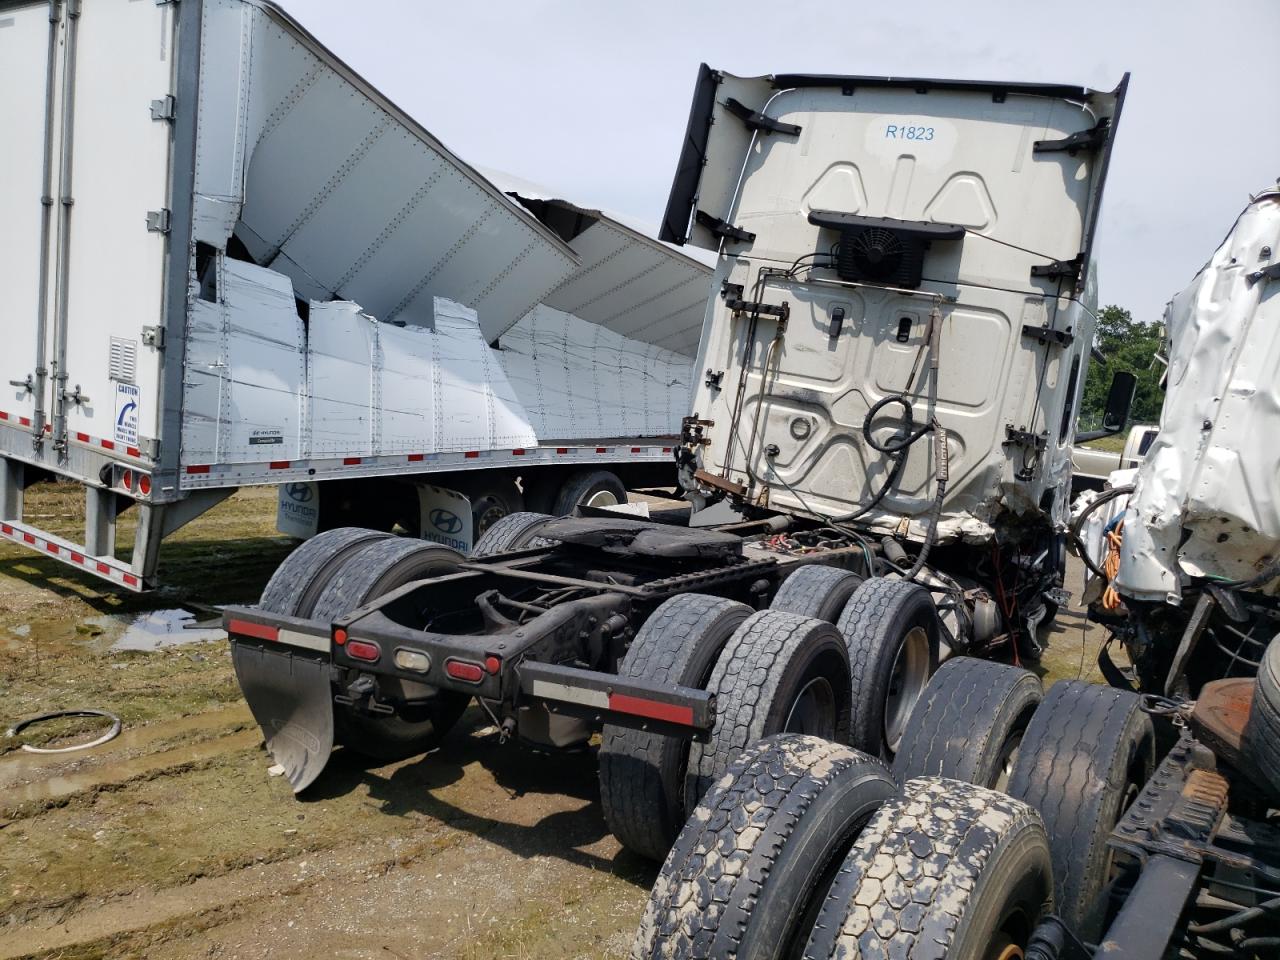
[
  {"left": 285, "top": 483, "right": 314, "bottom": 504},
  {"left": 430, "top": 508, "right": 464, "bottom": 536}
]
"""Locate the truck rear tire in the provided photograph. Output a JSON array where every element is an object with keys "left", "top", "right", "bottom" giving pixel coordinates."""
[
  {"left": 552, "top": 469, "right": 627, "bottom": 516},
  {"left": 633, "top": 734, "right": 895, "bottom": 960},
  {"left": 804, "top": 777, "right": 1052, "bottom": 960},
  {"left": 311, "top": 537, "right": 471, "bottom": 762},
  {"left": 835, "top": 577, "right": 940, "bottom": 759},
  {"left": 1243, "top": 634, "right": 1280, "bottom": 797},
  {"left": 258, "top": 526, "right": 392, "bottom": 617},
  {"left": 470, "top": 511, "right": 556, "bottom": 557},
  {"left": 599, "top": 593, "right": 753, "bottom": 861},
  {"left": 1006, "top": 680, "right": 1155, "bottom": 940},
  {"left": 686, "top": 610, "right": 852, "bottom": 809},
  {"left": 893, "top": 657, "right": 1043, "bottom": 791},
  {"left": 770, "top": 564, "right": 864, "bottom": 623}
]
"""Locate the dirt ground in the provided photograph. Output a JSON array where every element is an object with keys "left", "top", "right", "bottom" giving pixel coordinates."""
[{"left": 0, "top": 482, "right": 1113, "bottom": 959}]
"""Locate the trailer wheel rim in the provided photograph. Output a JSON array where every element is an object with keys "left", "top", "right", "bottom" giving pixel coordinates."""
[
  {"left": 884, "top": 625, "right": 930, "bottom": 754},
  {"left": 472, "top": 498, "right": 510, "bottom": 536},
  {"left": 987, "top": 935, "right": 1025, "bottom": 960},
  {"left": 583, "top": 488, "right": 620, "bottom": 508},
  {"left": 993, "top": 731, "right": 1025, "bottom": 793},
  {"left": 783, "top": 676, "right": 837, "bottom": 739}
]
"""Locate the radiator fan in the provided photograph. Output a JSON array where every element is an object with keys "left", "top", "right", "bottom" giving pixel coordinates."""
[{"left": 808, "top": 211, "right": 964, "bottom": 289}]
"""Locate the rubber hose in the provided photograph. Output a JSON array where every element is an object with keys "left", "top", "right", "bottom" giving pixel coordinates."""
[{"left": 1068, "top": 483, "right": 1136, "bottom": 580}]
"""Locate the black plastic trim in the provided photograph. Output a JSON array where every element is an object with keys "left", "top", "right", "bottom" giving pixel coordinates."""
[
  {"left": 808, "top": 211, "right": 964, "bottom": 240},
  {"left": 770, "top": 72, "right": 1092, "bottom": 101},
  {"left": 660, "top": 63, "right": 720, "bottom": 245}
]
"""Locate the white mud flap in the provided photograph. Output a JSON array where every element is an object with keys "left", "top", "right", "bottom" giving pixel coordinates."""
[
  {"left": 229, "top": 641, "right": 334, "bottom": 793},
  {"left": 415, "top": 484, "right": 474, "bottom": 554},
  {"left": 276, "top": 482, "right": 320, "bottom": 539}
]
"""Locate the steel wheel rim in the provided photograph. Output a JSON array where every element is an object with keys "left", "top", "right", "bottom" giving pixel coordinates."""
[
  {"left": 884, "top": 625, "right": 930, "bottom": 754},
  {"left": 993, "top": 730, "right": 1025, "bottom": 793},
  {"left": 784, "top": 676, "right": 837, "bottom": 738},
  {"left": 473, "top": 499, "right": 508, "bottom": 536},
  {"left": 584, "top": 489, "right": 620, "bottom": 508}
]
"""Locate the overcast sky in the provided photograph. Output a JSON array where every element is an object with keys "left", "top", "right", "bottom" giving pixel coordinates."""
[{"left": 282, "top": 0, "right": 1278, "bottom": 325}]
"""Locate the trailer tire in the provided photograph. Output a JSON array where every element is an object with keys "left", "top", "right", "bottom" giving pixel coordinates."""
[
  {"left": 1006, "top": 680, "right": 1155, "bottom": 939},
  {"left": 893, "top": 657, "right": 1043, "bottom": 791},
  {"left": 552, "top": 469, "right": 627, "bottom": 516},
  {"left": 1243, "top": 634, "right": 1280, "bottom": 797},
  {"left": 804, "top": 777, "right": 1052, "bottom": 960},
  {"left": 633, "top": 734, "right": 895, "bottom": 960},
  {"left": 599, "top": 594, "right": 753, "bottom": 861},
  {"left": 686, "top": 610, "right": 852, "bottom": 809},
  {"left": 311, "top": 537, "right": 471, "bottom": 762},
  {"left": 258, "top": 526, "right": 393, "bottom": 617},
  {"left": 470, "top": 511, "right": 556, "bottom": 557},
  {"left": 835, "top": 577, "right": 940, "bottom": 759},
  {"left": 769, "top": 564, "right": 864, "bottom": 623}
]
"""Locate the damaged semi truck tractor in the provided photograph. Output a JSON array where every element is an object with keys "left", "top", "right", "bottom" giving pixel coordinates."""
[
  {"left": 225, "top": 65, "right": 1134, "bottom": 864},
  {"left": 636, "top": 188, "right": 1280, "bottom": 960}
]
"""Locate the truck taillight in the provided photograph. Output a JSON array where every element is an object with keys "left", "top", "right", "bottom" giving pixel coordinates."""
[
  {"left": 445, "top": 659, "right": 484, "bottom": 683},
  {"left": 484, "top": 655, "right": 501, "bottom": 675},
  {"left": 138, "top": 474, "right": 151, "bottom": 496},
  {"left": 346, "top": 639, "right": 380, "bottom": 663},
  {"left": 122, "top": 468, "right": 134, "bottom": 491}
]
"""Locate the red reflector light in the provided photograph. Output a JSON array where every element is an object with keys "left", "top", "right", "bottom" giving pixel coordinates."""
[
  {"left": 445, "top": 659, "right": 484, "bottom": 683},
  {"left": 122, "top": 468, "right": 134, "bottom": 491},
  {"left": 346, "top": 639, "right": 380, "bottom": 663},
  {"left": 333, "top": 628, "right": 348, "bottom": 646},
  {"left": 484, "top": 655, "right": 501, "bottom": 675},
  {"left": 138, "top": 474, "right": 152, "bottom": 496}
]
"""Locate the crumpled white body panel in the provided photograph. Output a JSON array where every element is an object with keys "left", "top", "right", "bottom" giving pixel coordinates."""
[{"left": 1116, "top": 188, "right": 1280, "bottom": 602}]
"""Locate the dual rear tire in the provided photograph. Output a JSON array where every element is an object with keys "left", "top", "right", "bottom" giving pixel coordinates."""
[
  {"left": 258, "top": 528, "right": 471, "bottom": 764},
  {"left": 634, "top": 735, "right": 1053, "bottom": 960}
]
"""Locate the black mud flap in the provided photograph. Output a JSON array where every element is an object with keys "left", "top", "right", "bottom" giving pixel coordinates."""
[{"left": 230, "top": 640, "right": 335, "bottom": 793}]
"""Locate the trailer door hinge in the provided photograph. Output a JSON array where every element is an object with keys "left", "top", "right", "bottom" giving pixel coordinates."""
[
  {"left": 150, "top": 95, "right": 176, "bottom": 121},
  {"left": 723, "top": 97, "right": 802, "bottom": 137},
  {"left": 1030, "top": 255, "right": 1081, "bottom": 284},
  {"left": 1033, "top": 119, "right": 1110, "bottom": 155},
  {"left": 695, "top": 210, "right": 756, "bottom": 244},
  {"left": 1021, "top": 324, "right": 1074, "bottom": 348},
  {"left": 704, "top": 369, "right": 724, "bottom": 390},
  {"left": 141, "top": 325, "right": 165, "bottom": 349},
  {"left": 146, "top": 209, "right": 172, "bottom": 234}
]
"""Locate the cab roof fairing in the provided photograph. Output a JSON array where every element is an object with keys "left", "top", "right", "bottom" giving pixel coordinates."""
[{"left": 660, "top": 64, "right": 1128, "bottom": 300}]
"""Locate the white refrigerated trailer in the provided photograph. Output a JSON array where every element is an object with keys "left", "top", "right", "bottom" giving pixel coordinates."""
[{"left": 0, "top": 0, "right": 711, "bottom": 589}]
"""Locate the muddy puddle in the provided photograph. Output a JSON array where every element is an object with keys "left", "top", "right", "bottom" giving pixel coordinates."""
[{"left": 2, "top": 606, "right": 224, "bottom": 655}]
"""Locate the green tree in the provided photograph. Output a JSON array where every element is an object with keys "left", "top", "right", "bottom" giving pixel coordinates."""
[{"left": 1081, "top": 305, "right": 1165, "bottom": 427}]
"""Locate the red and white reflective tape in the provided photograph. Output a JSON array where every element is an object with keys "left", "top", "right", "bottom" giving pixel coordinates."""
[
  {"left": 225, "top": 618, "right": 328, "bottom": 652},
  {"left": 0, "top": 519, "right": 142, "bottom": 591},
  {"left": 180, "top": 443, "right": 676, "bottom": 487},
  {"left": 0, "top": 410, "right": 147, "bottom": 462},
  {"left": 527, "top": 677, "right": 695, "bottom": 727}
]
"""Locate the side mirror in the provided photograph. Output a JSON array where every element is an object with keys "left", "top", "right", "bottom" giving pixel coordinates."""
[
  {"left": 1102, "top": 370, "right": 1136, "bottom": 432},
  {"left": 1077, "top": 370, "right": 1136, "bottom": 442}
]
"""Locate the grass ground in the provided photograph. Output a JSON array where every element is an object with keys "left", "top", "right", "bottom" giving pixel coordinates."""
[{"left": 0, "top": 482, "right": 1112, "bottom": 959}]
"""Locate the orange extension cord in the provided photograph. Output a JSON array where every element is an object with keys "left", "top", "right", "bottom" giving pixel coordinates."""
[{"left": 1102, "top": 520, "right": 1125, "bottom": 611}]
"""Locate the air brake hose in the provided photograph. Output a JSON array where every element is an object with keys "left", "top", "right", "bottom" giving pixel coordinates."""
[{"left": 1068, "top": 483, "right": 1136, "bottom": 580}]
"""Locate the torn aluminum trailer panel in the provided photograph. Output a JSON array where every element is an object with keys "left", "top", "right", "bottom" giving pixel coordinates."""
[
  {"left": 494, "top": 175, "right": 715, "bottom": 358},
  {"left": 193, "top": 0, "right": 577, "bottom": 344},
  {"left": 663, "top": 66, "right": 1126, "bottom": 544},
  {"left": 1116, "top": 186, "right": 1280, "bottom": 603}
]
